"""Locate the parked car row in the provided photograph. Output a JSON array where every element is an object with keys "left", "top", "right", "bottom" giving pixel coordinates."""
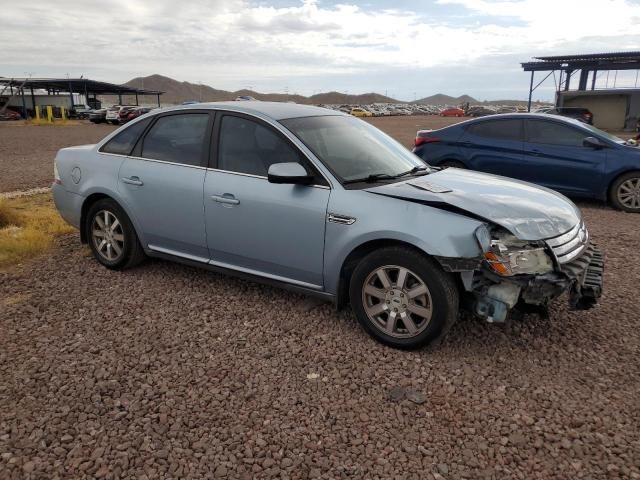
[
  {"left": 53, "top": 102, "right": 604, "bottom": 350},
  {"left": 90, "top": 105, "right": 155, "bottom": 125}
]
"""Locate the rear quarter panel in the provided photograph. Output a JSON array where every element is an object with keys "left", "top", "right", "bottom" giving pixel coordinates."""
[{"left": 413, "top": 126, "right": 466, "bottom": 166}]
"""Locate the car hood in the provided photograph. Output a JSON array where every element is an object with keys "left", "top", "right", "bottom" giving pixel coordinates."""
[{"left": 365, "top": 168, "right": 581, "bottom": 240}]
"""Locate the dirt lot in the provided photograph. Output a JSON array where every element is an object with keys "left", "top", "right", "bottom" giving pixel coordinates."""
[
  {"left": 0, "top": 123, "right": 116, "bottom": 193},
  {"left": 1, "top": 120, "right": 640, "bottom": 479}
]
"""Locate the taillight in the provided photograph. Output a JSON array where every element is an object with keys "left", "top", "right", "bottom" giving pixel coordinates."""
[{"left": 415, "top": 136, "right": 441, "bottom": 147}]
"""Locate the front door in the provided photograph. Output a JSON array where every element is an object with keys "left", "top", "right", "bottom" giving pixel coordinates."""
[
  {"left": 204, "top": 114, "right": 330, "bottom": 288},
  {"left": 521, "top": 119, "right": 606, "bottom": 195},
  {"left": 118, "top": 111, "right": 213, "bottom": 261}
]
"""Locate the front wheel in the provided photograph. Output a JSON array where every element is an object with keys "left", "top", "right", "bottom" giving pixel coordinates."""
[
  {"left": 349, "top": 247, "right": 459, "bottom": 349},
  {"left": 86, "top": 198, "right": 146, "bottom": 270},
  {"left": 610, "top": 172, "right": 640, "bottom": 213}
]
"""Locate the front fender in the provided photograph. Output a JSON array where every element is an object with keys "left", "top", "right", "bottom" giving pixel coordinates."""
[{"left": 323, "top": 190, "right": 484, "bottom": 294}]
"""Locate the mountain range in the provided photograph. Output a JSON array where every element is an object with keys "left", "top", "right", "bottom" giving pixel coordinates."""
[{"left": 124, "top": 74, "right": 533, "bottom": 106}]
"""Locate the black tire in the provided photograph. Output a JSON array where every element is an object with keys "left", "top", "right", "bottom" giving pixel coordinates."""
[
  {"left": 349, "top": 246, "right": 459, "bottom": 349},
  {"left": 85, "top": 198, "right": 146, "bottom": 270},
  {"left": 440, "top": 160, "right": 466, "bottom": 169},
  {"left": 609, "top": 171, "right": 640, "bottom": 213}
]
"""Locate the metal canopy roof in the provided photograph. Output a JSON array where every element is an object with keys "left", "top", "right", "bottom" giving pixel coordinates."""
[
  {"left": 522, "top": 51, "right": 640, "bottom": 71},
  {"left": 0, "top": 77, "right": 162, "bottom": 95}
]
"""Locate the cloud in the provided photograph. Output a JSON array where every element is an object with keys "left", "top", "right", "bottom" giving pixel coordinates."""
[{"left": 1, "top": 0, "right": 639, "bottom": 100}]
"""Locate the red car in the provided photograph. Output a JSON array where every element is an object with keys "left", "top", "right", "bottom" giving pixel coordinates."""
[
  {"left": 439, "top": 107, "right": 465, "bottom": 117},
  {"left": 0, "top": 109, "right": 22, "bottom": 121}
]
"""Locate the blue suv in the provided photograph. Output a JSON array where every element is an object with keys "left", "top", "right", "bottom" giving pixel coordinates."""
[{"left": 413, "top": 113, "right": 640, "bottom": 212}]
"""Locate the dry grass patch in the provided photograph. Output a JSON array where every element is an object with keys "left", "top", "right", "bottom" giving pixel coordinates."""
[{"left": 0, "top": 193, "right": 75, "bottom": 268}]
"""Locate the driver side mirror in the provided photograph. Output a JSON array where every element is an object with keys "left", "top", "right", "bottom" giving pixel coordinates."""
[
  {"left": 583, "top": 136, "right": 606, "bottom": 149},
  {"left": 267, "top": 162, "right": 314, "bottom": 185}
]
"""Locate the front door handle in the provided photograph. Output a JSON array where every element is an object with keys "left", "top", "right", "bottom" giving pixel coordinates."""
[
  {"left": 121, "top": 176, "right": 144, "bottom": 186},
  {"left": 527, "top": 149, "right": 542, "bottom": 156},
  {"left": 211, "top": 194, "right": 240, "bottom": 206}
]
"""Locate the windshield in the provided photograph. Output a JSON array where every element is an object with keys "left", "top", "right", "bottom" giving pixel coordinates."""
[
  {"left": 578, "top": 121, "right": 625, "bottom": 144},
  {"left": 280, "top": 115, "right": 427, "bottom": 183}
]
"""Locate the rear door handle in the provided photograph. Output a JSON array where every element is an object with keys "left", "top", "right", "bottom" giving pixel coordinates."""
[
  {"left": 211, "top": 194, "right": 240, "bottom": 206},
  {"left": 121, "top": 176, "right": 143, "bottom": 186}
]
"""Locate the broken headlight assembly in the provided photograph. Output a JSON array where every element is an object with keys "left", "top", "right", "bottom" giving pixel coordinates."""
[{"left": 475, "top": 225, "right": 554, "bottom": 276}]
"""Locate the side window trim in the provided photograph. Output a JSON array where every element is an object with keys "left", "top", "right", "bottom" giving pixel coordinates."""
[
  {"left": 210, "top": 111, "right": 329, "bottom": 187},
  {"left": 99, "top": 117, "right": 153, "bottom": 156},
  {"left": 133, "top": 110, "right": 215, "bottom": 167}
]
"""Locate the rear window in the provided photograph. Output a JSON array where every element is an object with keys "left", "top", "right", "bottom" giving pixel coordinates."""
[
  {"left": 100, "top": 118, "right": 152, "bottom": 155},
  {"left": 466, "top": 119, "right": 523, "bottom": 141},
  {"left": 140, "top": 113, "right": 209, "bottom": 166}
]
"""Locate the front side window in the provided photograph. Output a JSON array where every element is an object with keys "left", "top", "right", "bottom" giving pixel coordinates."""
[
  {"left": 140, "top": 114, "right": 209, "bottom": 166},
  {"left": 280, "top": 115, "right": 425, "bottom": 183},
  {"left": 100, "top": 117, "right": 151, "bottom": 155},
  {"left": 218, "top": 115, "right": 301, "bottom": 176},
  {"left": 526, "top": 120, "right": 586, "bottom": 147},
  {"left": 466, "top": 119, "right": 523, "bottom": 141}
]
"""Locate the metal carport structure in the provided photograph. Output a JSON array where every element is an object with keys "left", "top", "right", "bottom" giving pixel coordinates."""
[
  {"left": 521, "top": 51, "right": 640, "bottom": 112},
  {"left": 0, "top": 77, "right": 163, "bottom": 117}
]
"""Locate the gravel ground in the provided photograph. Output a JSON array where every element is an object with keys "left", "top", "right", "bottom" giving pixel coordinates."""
[
  {"left": 0, "top": 123, "right": 116, "bottom": 193},
  {"left": 1, "top": 202, "right": 639, "bottom": 479}
]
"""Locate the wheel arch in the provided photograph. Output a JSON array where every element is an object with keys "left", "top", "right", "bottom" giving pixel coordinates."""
[
  {"left": 80, "top": 191, "right": 144, "bottom": 246},
  {"left": 607, "top": 169, "right": 640, "bottom": 200},
  {"left": 336, "top": 238, "right": 432, "bottom": 310}
]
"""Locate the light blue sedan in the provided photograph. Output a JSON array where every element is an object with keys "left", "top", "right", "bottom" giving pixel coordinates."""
[{"left": 53, "top": 102, "right": 603, "bottom": 349}]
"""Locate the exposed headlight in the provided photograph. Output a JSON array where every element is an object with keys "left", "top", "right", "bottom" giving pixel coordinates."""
[{"left": 479, "top": 228, "right": 554, "bottom": 276}]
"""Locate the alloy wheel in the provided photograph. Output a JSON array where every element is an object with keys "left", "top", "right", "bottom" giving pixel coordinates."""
[
  {"left": 91, "top": 210, "right": 125, "bottom": 262},
  {"left": 617, "top": 177, "right": 640, "bottom": 210},
  {"left": 361, "top": 265, "right": 433, "bottom": 338}
]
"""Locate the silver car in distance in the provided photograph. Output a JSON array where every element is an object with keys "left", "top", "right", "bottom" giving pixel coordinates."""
[{"left": 53, "top": 102, "right": 604, "bottom": 349}]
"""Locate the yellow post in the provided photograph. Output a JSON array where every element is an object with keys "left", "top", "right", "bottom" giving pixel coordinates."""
[
  {"left": 46, "top": 105, "right": 53, "bottom": 123},
  {"left": 61, "top": 106, "right": 66, "bottom": 123},
  {"left": 35, "top": 105, "right": 41, "bottom": 124}
]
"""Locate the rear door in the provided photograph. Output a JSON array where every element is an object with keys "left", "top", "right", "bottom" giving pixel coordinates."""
[
  {"left": 458, "top": 118, "right": 524, "bottom": 177},
  {"left": 118, "top": 111, "right": 213, "bottom": 261},
  {"left": 521, "top": 119, "right": 606, "bottom": 195}
]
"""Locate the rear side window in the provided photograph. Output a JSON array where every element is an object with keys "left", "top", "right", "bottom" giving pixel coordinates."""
[
  {"left": 466, "top": 120, "right": 523, "bottom": 141},
  {"left": 141, "top": 114, "right": 209, "bottom": 166},
  {"left": 526, "top": 120, "right": 586, "bottom": 147},
  {"left": 218, "top": 115, "right": 301, "bottom": 176},
  {"left": 100, "top": 118, "right": 151, "bottom": 155}
]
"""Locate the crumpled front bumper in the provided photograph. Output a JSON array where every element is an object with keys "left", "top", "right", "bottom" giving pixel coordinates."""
[
  {"left": 518, "top": 243, "right": 604, "bottom": 309},
  {"left": 440, "top": 243, "right": 605, "bottom": 322}
]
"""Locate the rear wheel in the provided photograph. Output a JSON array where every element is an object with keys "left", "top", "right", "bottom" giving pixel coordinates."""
[
  {"left": 610, "top": 172, "right": 640, "bottom": 213},
  {"left": 440, "top": 160, "right": 466, "bottom": 169},
  {"left": 349, "top": 247, "right": 459, "bottom": 349},
  {"left": 86, "top": 198, "right": 146, "bottom": 270}
]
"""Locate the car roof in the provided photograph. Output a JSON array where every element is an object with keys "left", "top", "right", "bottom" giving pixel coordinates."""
[
  {"left": 451, "top": 112, "right": 588, "bottom": 126},
  {"left": 157, "top": 101, "right": 345, "bottom": 120}
]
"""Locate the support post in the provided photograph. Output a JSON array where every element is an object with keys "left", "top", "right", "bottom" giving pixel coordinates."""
[
  {"left": 135, "top": 93, "right": 139, "bottom": 106},
  {"left": 591, "top": 70, "right": 597, "bottom": 90},
  {"left": 564, "top": 70, "right": 572, "bottom": 91},
  {"left": 68, "top": 81, "right": 75, "bottom": 109},
  {"left": 527, "top": 71, "right": 534, "bottom": 112},
  {"left": 157, "top": 93, "right": 160, "bottom": 107},
  {"left": 20, "top": 88, "right": 27, "bottom": 118},
  {"left": 578, "top": 69, "right": 589, "bottom": 90},
  {"left": 30, "top": 87, "right": 36, "bottom": 115},
  {"left": 118, "top": 92, "right": 122, "bottom": 105}
]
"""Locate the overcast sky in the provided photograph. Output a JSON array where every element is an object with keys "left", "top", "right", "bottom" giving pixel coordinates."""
[{"left": 3, "top": 0, "right": 640, "bottom": 100}]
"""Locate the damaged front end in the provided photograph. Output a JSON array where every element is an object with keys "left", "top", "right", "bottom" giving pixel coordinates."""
[{"left": 437, "top": 222, "right": 604, "bottom": 323}]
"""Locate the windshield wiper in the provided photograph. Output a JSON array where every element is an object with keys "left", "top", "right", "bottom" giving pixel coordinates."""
[
  {"left": 343, "top": 166, "right": 430, "bottom": 185},
  {"left": 395, "top": 166, "right": 429, "bottom": 178}
]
